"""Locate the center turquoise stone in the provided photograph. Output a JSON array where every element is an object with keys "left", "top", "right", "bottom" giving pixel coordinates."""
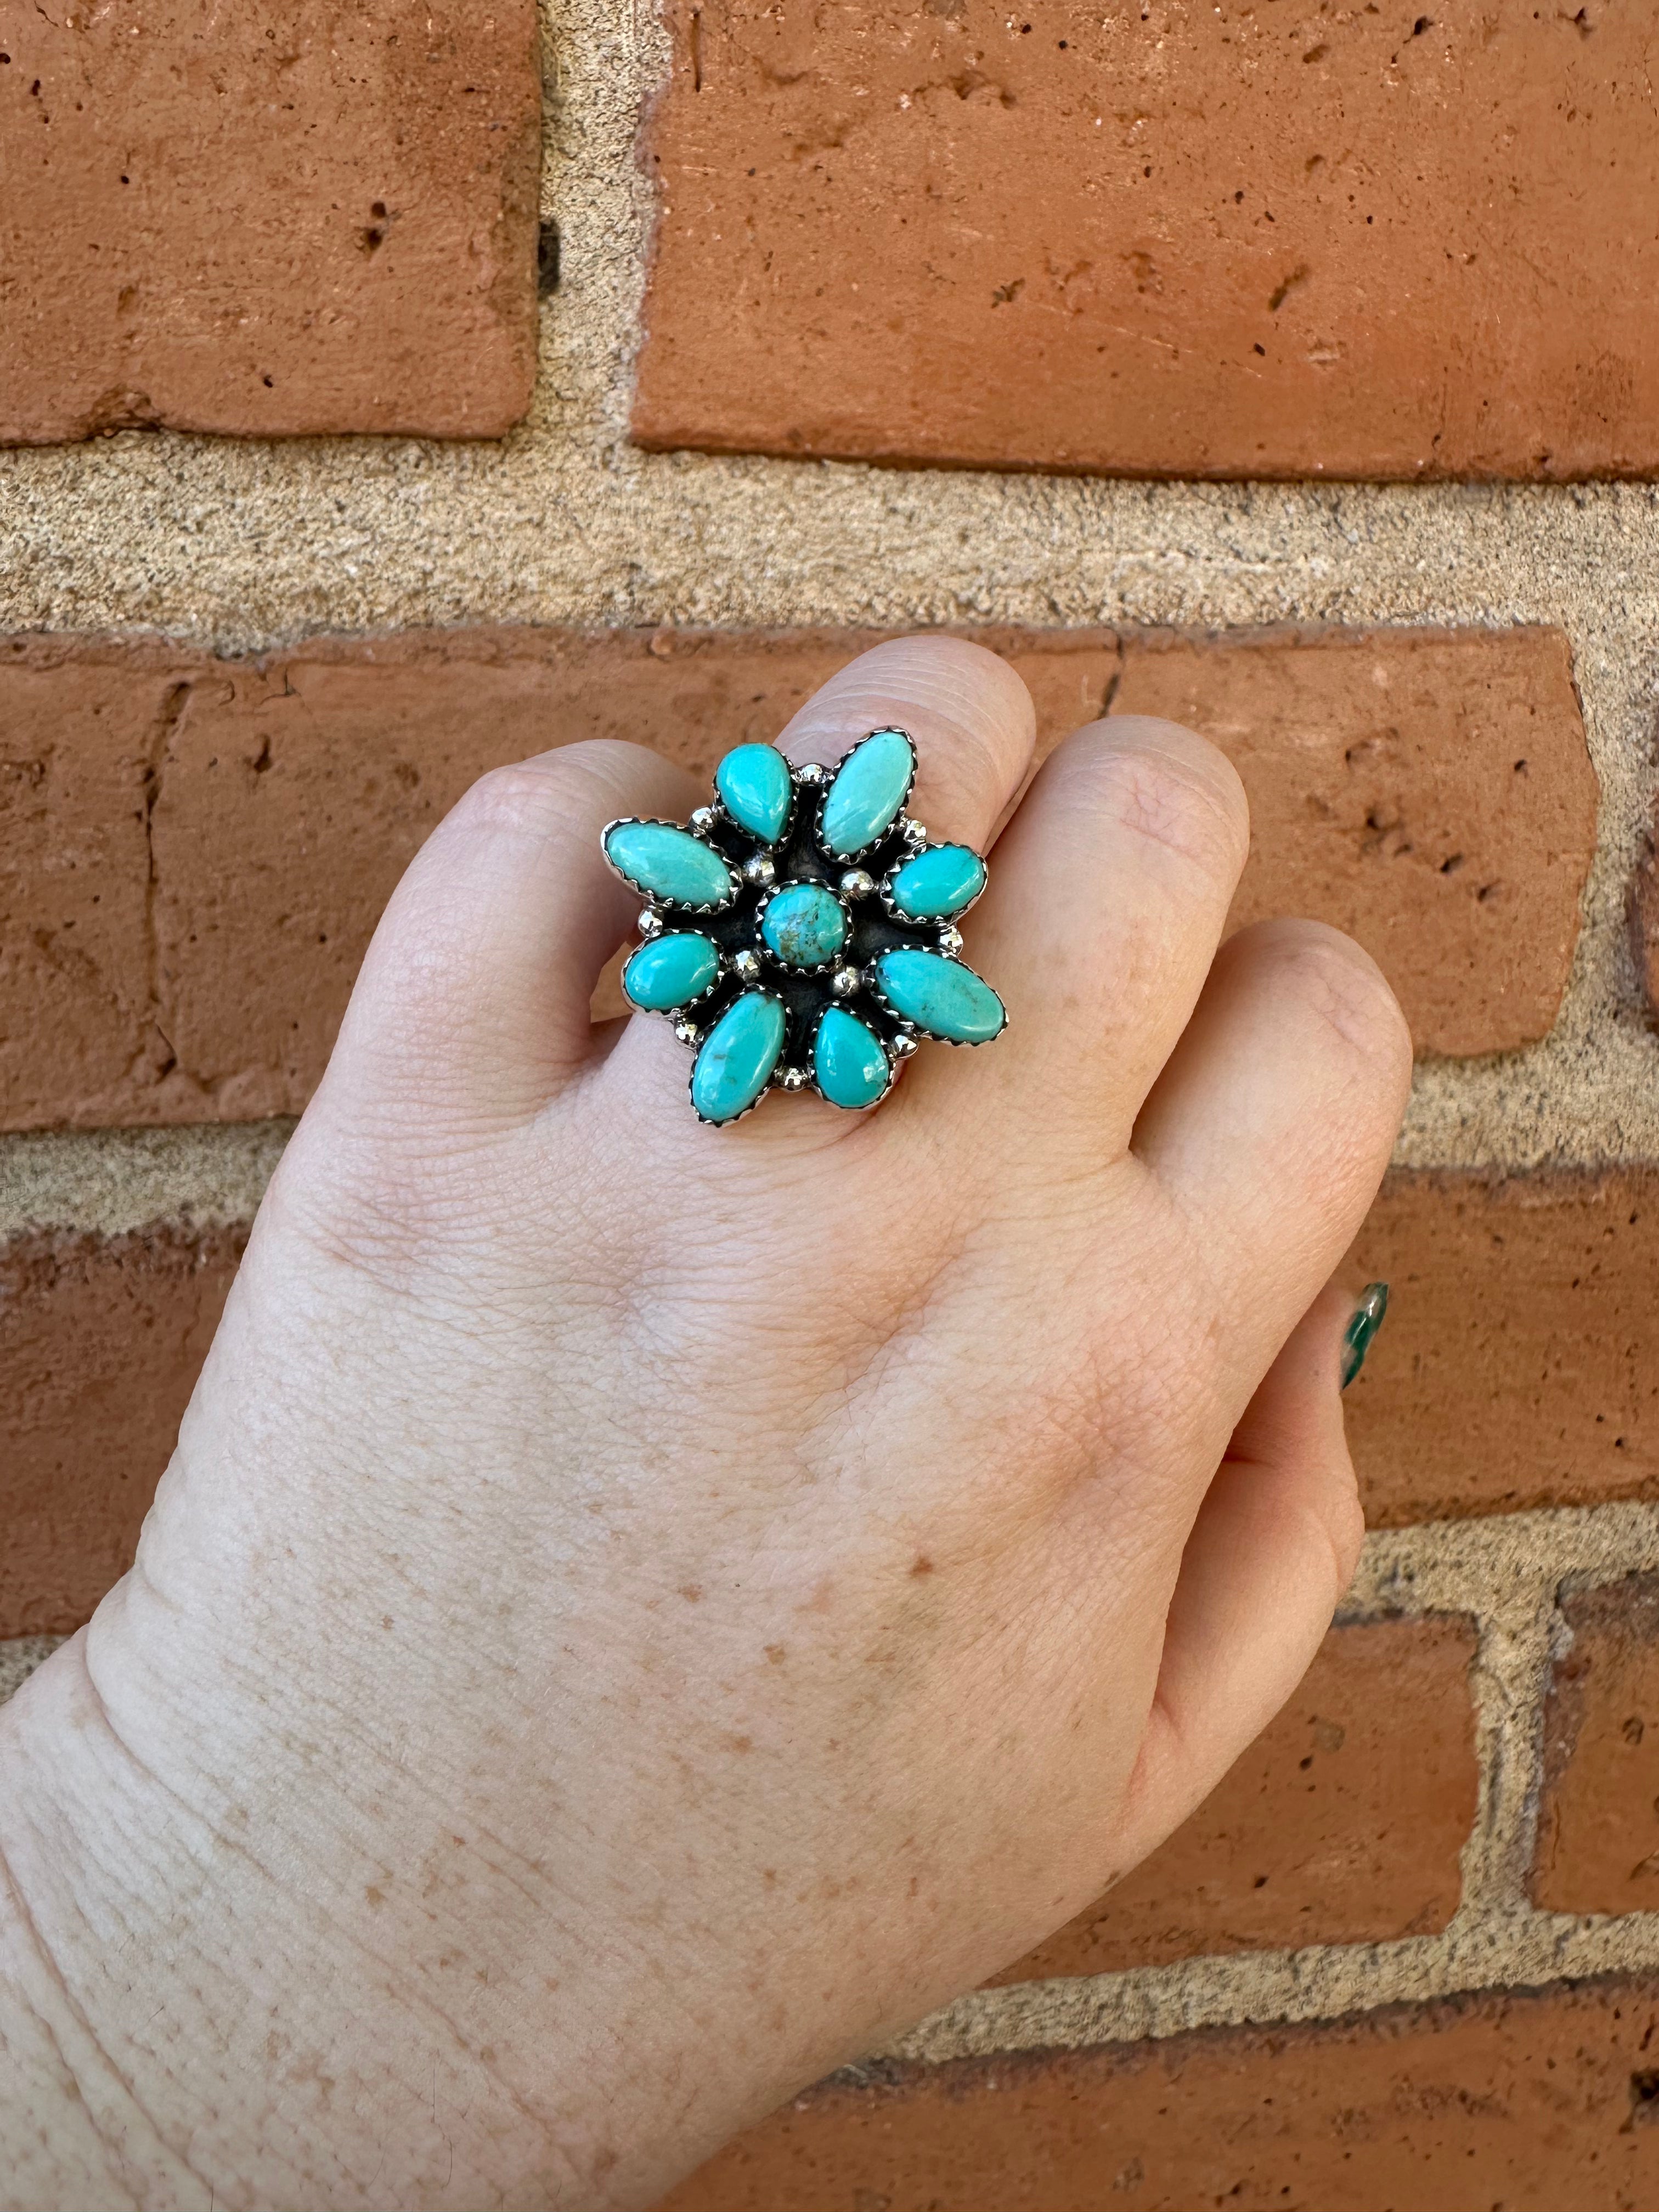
[{"left": 760, "top": 881, "right": 848, "bottom": 968}]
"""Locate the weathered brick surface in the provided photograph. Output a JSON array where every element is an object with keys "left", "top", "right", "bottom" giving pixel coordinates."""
[
  {"left": 1346, "top": 1171, "right": 1659, "bottom": 1527},
  {"left": 635, "top": 3, "right": 1659, "bottom": 481},
  {"left": 991, "top": 1616, "right": 1474, "bottom": 1984},
  {"left": 0, "top": 3, "right": 539, "bottom": 443},
  {"left": 0, "top": 624, "right": 1591, "bottom": 1127},
  {"left": 661, "top": 1980, "right": 1659, "bottom": 2212},
  {"left": 0, "top": 1228, "right": 242, "bottom": 1637},
  {"left": 1533, "top": 1575, "right": 1659, "bottom": 1916},
  {"left": 1111, "top": 628, "right": 1594, "bottom": 1058}
]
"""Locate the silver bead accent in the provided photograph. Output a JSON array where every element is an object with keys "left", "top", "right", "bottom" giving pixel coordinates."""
[
  {"left": 937, "top": 925, "right": 964, "bottom": 956},
  {"left": 839, "top": 868, "right": 876, "bottom": 899},
  {"left": 690, "top": 805, "right": 718, "bottom": 833},
  {"left": 830, "top": 964, "right": 861, "bottom": 998},
  {"left": 890, "top": 1028, "right": 919, "bottom": 1059},
  {"left": 637, "top": 907, "right": 664, "bottom": 938},
  {"left": 778, "top": 1066, "right": 808, "bottom": 1092},
  {"left": 901, "top": 817, "right": 928, "bottom": 850},
  {"left": 742, "top": 853, "right": 776, "bottom": 886},
  {"left": 794, "top": 761, "right": 828, "bottom": 786},
  {"left": 731, "top": 947, "right": 762, "bottom": 982},
  {"left": 674, "top": 1018, "right": 701, "bottom": 1046}
]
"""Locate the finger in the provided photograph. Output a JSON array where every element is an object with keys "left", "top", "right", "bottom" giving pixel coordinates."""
[
  {"left": 907, "top": 716, "right": 1249, "bottom": 1142},
  {"left": 774, "top": 634, "right": 1037, "bottom": 850},
  {"left": 1135, "top": 918, "right": 1412, "bottom": 1386},
  {"left": 323, "top": 741, "right": 702, "bottom": 1125},
  {"left": 1112, "top": 1279, "right": 1367, "bottom": 1872},
  {"left": 601, "top": 635, "right": 1037, "bottom": 1131}
]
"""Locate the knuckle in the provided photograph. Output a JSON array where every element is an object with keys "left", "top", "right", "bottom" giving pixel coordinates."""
[
  {"left": 453, "top": 740, "right": 679, "bottom": 845},
  {"left": 451, "top": 753, "right": 582, "bottom": 839},
  {"left": 1076, "top": 725, "right": 1250, "bottom": 883},
  {"left": 1261, "top": 923, "right": 1413, "bottom": 1085}
]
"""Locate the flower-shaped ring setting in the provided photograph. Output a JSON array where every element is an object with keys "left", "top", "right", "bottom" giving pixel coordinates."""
[{"left": 602, "top": 728, "right": 1007, "bottom": 1125}]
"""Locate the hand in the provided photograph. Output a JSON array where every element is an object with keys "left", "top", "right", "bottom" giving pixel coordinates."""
[{"left": 0, "top": 638, "right": 1410, "bottom": 2211}]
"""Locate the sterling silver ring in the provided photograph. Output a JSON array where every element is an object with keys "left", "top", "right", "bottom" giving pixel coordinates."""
[{"left": 602, "top": 729, "right": 1007, "bottom": 1125}]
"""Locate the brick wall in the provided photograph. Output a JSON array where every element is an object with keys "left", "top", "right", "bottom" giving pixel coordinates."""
[{"left": 6, "top": 0, "right": 1659, "bottom": 2200}]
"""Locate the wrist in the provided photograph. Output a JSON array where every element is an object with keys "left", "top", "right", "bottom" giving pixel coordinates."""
[
  {"left": 0, "top": 1633, "right": 216, "bottom": 2210},
  {"left": 0, "top": 1613, "right": 748, "bottom": 2211}
]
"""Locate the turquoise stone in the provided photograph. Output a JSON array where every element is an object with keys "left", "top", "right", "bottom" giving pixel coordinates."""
[
  {"left": 760, "top": 881, "right": 847, "bottom": 968},
  {"left": 814, "top": 1006, "right": 890, "bottom": 1110},
  {"left": 715, "top": 744, "right": 792, "bottom": 844},
  {"left": 691, "top": 992, "right": 787, "bottom": 1124},
  {"left": 821, "top": 727, "right": 916, "bottom": 857},
  {"left": 623, "top": 932, "right": 720, "bottom": 1012},
  {"left": 874, "top": 949, "right": 1006, "bottom": 1045},
  {"left": 887, "top": 843, "right": 987, "bottom": 920},
  {"left": 603, "top": 820, "right": 737, "bottom": 910}
]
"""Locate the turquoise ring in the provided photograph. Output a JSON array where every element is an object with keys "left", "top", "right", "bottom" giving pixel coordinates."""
[{"left": 602, "top": 729, "right": 1007, "bottom": 1125}]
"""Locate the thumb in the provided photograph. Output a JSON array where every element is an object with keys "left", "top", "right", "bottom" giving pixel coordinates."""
[{"left": 1113, "top": 1276, "right": 1385, "bottom": 1872}]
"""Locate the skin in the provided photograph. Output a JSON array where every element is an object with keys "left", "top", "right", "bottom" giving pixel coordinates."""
[{"left": 0, "top": 639, "right": 1411, "bottom": 2211}]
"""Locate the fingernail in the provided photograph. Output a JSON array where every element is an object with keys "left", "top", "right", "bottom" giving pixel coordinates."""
[{"left": 1340, "top": 1282, "right": 1389, "bottom": 1390}]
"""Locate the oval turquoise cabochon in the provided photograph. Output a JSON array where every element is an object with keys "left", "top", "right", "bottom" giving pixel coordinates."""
[
  {"left": 603, "top": 820, "right": 738, "bottom": 910},
  {"left": 814, "top": 1006, "right": 890, "bottom": 1109},
  {"left": 874, "top": 949, "right": 1007, "bottom": 1045},
  {"left": 623, "top": 932, "right": 720, "bottom": 1012},
  {"left": 715, "top": 744, "right": 793, "bottom": 845},
  {"left": 691, "top": 992, "right": 787, "bottom": 1123},
  {"left": 821, "top": 728, "right": 916, "bottom": 858},
  {"left": 887, "top": 843, "right": 987, "bottom": 920}
]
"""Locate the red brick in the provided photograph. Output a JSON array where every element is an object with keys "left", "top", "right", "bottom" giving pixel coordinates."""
[
  {"left": 659, "top": 1981, "right": 1659, "bottom": 2212},
  {"left": 1533, "top": 1575, "right": 1659, "bottom": 1916},
  {"left": 0, "top": 3, "right": 539, "bottom": 443},
  {"left": 0, "top": 624, "right": 1590, "bottom": 1128},
  {"left": 1, "top": 628, "right": 1112, "bottom": 1122},
  {"left": 1345, "top": 1170, "right": 1659, "bottom": 1527},
  {"left": 0, "top": 1228, "right": 242, "bottom": 1637},
  {"left": 991, "top": 1616, "right": 1475, "bottom": 1983},
  {"left": 634, "top": 2, "right": 1659, "bottom": 480},
  {"left": 1111, "top": 628, "right": 1594, "bottom": 1058}
]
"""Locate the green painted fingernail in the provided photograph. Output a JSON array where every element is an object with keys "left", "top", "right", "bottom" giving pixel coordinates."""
[{"left": 1340, "top": 1282, "right": 1389, "bottom": 1390}]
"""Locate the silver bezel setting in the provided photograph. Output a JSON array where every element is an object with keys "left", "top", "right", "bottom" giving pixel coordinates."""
[
  {"left": 601, "top": 732, "right": 1005, "bottom": 1122},
  {"left": 620, "top": 930, "right": 729, "bottom": 1019},
  {"left": 686, "top": 988, "right": 789, "bottom": 1128},
  {"left": 712, "top": 751, "right": 795, "bottom": 848},
  {"left": 866, "top": 951, "right": 1009, "bottom": 1048},
  {"left": 807, "top": 1002, "right": 896, "bottom": 1113},
  {"left": 876, "top": 840, "right": 989, "bottom": 927},
  {"left": 753, "top": 879, "right": 854, "bottom": 977},
  {"left": 814, "top": 727, "right": 919, "bottom": 862},
  {"left": 601, "top": 815, "right": 742, "bottom": 915}
]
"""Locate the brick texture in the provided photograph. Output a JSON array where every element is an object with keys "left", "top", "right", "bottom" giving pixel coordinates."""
[
  {"left": 1533, "top": 1575, "right": 1659, "bottom": 1916},
  {"left": 658, "top": 1980, "right": 1659, "bottom": 2212},
  {"left": 0, "top": 2, "right": 539, "bottom": 443},
  {"left": 991, "top": 1616, "right": 1475, "bottom": 1983},
  {"left": 634, "top": 3, "right": 1659, "bottom": 481},
  {"left": 1111, "top": 628, "right": 1594, "bottom": 1059},
  {"left": 0, "top": 1228, "right": 242, "bottom": 1637},
  {"left": 0, "top": 624, "right": 1591, "bottom": 1127},
  {"left": 1345, "top": 1171, "right": 1659, "bottom": 1527}
]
